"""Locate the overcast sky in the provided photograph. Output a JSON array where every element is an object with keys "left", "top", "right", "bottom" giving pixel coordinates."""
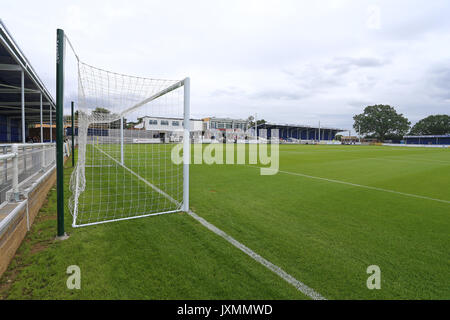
[{"left": 2, "top": 0, "right": 450, "bottom": 132}]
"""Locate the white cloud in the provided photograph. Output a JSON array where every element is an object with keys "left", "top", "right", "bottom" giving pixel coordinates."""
[{"left": 367, "top": 5, "right": 381, "bottom": 30}]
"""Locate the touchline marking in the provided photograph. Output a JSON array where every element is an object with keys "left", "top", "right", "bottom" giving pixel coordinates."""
[
  {"left": 247, "top": 165, "right": 450, "bottom": 205},
  {"left": 95, "top": 145, "right": 326, "bottom": 300}
]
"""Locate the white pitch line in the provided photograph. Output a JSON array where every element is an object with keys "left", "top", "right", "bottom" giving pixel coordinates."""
[
  {"left": 95, "top": 145, "right": 326, "bottom": 300},
  {"left": 187, "top": 210, "right": 326, "bottom": 300},
  {"left": 247, "top": 166, "right": 450, "bottom": 205}
]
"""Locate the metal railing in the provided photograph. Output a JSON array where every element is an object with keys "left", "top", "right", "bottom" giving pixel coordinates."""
[{"left": 0, "top": 143, "right": 56, "bottom": 204}]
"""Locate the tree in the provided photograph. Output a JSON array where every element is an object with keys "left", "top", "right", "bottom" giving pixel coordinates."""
[
  {"left": 92, "top": 107, "right": 110, "bottom": 115},
  {"left": 247, "top": 116, "right": 266, "bottom": 128},
  {"left": 109, "top": 118, "right": 126, "bottom": 129},
  {"left": 353, "top": 105, "right": 410, "bottom": 142},
  {"left": 409, "top": 115, "right": 450, "bottom": 135},
  {"left": 91, "top": 107, "right": 125, "bottom": 129}
]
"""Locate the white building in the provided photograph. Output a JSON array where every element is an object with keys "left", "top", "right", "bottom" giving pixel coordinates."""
[
  {"left": 133, "top": 116, "right": 203, "bottom": 142},
  {"left": 202, "top": 117, "right": 248, "bottom": 131},
  {"left": 132, "top": 116, "right": 251, "bottom": 143}
]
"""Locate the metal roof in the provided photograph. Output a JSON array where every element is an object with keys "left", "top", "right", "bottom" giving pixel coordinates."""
[
  {"left": 0, "top": 19, "right": 55, "bottom": 123},
  {"left": 257, "top": 122, "right": 346, "bottom": 132}
]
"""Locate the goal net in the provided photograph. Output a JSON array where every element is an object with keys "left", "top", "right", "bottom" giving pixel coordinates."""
[{"left": 68, "top": 51, "right": 190, "bottom": 227}]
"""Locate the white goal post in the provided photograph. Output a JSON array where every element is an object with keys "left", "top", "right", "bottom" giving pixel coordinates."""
[{"left": 66, "top": 34, "right": 190, "bottom": 227}]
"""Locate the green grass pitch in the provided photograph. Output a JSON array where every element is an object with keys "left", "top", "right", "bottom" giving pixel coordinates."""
[{"left": 1, "top": 144, "right": 449, "bottom": 299}]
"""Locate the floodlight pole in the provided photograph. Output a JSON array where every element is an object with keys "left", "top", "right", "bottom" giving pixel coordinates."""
[
  {"left": 183, "top": 77, "right": 190, "bottom": 212},
  {"left": 71, "top": 101, "right": 75, "bottom": 167},
  {"left": 56, "top": 29, "right": 66, "bottom": 239}
]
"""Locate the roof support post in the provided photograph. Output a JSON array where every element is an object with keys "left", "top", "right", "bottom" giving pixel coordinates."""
[
  {"left": 21, "top": 69, "right": 25, "bottom": 143},
  {"left": 40, "top": 93, "right": 45, "bottom": 170},
  {"left": 49, "top": 104, "right": 52, "bottom": 142},
  {"left": 40, "top": 93, "right": 43, "bottom": 143}
]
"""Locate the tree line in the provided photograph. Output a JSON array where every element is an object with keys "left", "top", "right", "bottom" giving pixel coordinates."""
[{"left": 353, "top": 105, "right": 449, "bottom": 141}]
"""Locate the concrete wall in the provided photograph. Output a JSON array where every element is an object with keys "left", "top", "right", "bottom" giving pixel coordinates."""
[{"left": 0, "top": 166, "right": 56, "bottom": 276}]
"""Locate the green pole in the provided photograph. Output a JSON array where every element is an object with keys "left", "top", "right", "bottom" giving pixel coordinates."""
[
  {"left": 56, "top": 29, "right": 65, "bottom": 238},
  {"left": 71, "top": 101, "right": 75, "bottom": 167}
]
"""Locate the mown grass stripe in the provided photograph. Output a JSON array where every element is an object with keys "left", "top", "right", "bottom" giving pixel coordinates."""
[{"left": 247, "top": 165, "right": 450, "bottom": 204}]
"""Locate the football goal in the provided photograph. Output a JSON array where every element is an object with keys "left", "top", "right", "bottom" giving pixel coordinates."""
[{"left": 63, "top": 33, "right": 190, "bottom": 227}]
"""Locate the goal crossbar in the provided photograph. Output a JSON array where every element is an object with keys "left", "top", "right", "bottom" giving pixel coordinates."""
[
  {"left": 120, "top": 79, "right": 186, "bottom": 118},
  {"left": 80, "top": 79, "right": 187, "bottom": 125}
]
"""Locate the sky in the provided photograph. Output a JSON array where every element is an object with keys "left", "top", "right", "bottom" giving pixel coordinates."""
[{"left": 2, "top": 0, "right": 450, "bottom": 132}]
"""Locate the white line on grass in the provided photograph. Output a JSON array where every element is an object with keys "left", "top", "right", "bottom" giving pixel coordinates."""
[
  {"left": 187, "top": 210, "right": 326, "bottom": 300},
  {"left": 247, "top": 165, "right": 450, "bottom": 205},
  {"left": 95, "top": 145, "right": 326, "bottom": 300}
]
